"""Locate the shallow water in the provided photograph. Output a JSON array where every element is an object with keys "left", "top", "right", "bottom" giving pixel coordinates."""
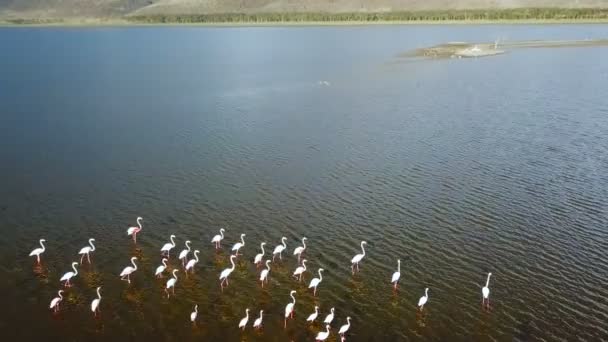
[{"left": 1, "top": 25, "right": 608, "bottom": 341}]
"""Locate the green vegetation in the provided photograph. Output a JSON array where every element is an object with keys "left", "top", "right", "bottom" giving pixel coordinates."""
[{"left": 128, "top": 8, "right": 608, "bottom": 24}]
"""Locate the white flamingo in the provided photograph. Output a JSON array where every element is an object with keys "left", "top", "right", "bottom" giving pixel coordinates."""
[
  {"left": 338, "top": 316, "right": 351, "bottom": 336},
  {"left": 160, "top": 234, "right": 176, "bottom": 258},
  {"left": 238, "top": 308, "right": 249, "bottom": 330},
  {"left": 253, "top": 310, "right": 263, "bottom": 330},
  {"left": 316, "top": 325, "right": 331, "bottom": 341},
  {"left": 323, "top": 307, "right": 335, "bottom": 325},
  {"left": 253, "top": 242, "right": 266, "bottom": 266},
  {"left": 418, "top": 288, "right": 429, "bottom": 311},
  {"left": 119, "top": 257, "right": 138, "bottom": 284},
  {"left": 190, "top": 305, "right": 198, "bottom": 322},
  {"left": 219, "top": 255, "right": 237, "bottom": 290},
  {"left": 178, "top": 240, "right": 191, "bottom": 266},
  {"left": 293, "top": 259, "right": 307, "bottom": 282},
  {"left": 482, "top": 272, "right": 492, "bottom": 307},
  {"left": 155, "top": 258, "right": 168, "bottom": 278},
  {"left": 391, "top": 259, "right": 401, "bottom": 289},
  {"left": 308, "top": 268, "right": 324, "bottom": 296},
  {"left": 273, "top": 237, "right": 287, "bottom": 261},
  {"left": 350, "top": 241, "right": 367, "bottom": 274},
  {"left": 91, "top": 286, "right": 102, "bottom": 316},
  {"left": 166, "top": 269, "right": 178, "bottom": 298},
  {"left": 29, "top": 239, "right": 46, "bottom": 264},
  {"left": 232, "top": 234, "right": 246, "bottom": 255},
  {"left": 126, "top": 217, "right": 143, "bottom": 243},
  {"left": 78, "top": 238, "right": 96, "bottom": 264},
  {"left": 306, "top": 306, "right": 319, "bottom": 323},
  {"left": 49, "top": 290, "right": 64, "bottom": 313},
  {"left": 211, "top": 228, "right": 225, "bottom": 249},
  {"left": 260, "top": 260, "right": 271, "bottom": 287},
  {"left": 284, "top": 290, "right": 296, "bottom": 328},
  {"left": 60, "top": 262, "right": 79, "bottom": 287},
  {"left": 293, "top": 237, "right": 307, "bottom": 262},
  {"left": 185, "top": 250, "right": 200, "bottom": 273}
]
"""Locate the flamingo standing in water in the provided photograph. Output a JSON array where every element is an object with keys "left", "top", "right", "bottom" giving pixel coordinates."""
[
  {"left": 232, "top": 234, "right": 246, "bottom": 256},
  {"left": 60, "top": 262, "right": 79, "bottom": 287},
  {"left": 127, "top": 217, "right": 143, "bottom": 243},
  {"left": 29, "top": 239, "right": 46, "bottom": 264},
  {"left": 190, "top": 305, "right": 198, "bottom": 323},
  {"left": 253, "top": 242, "right": 266, "bottom": 266},
  {"left": 219, "top": 255, "right": 236, "bottom": 290},
  {"left": 482, "top": 272, "right": 492, "bottom": 308},
  {"left": 178, "top": 240, "right": 191, "bottom": 267},
  {"left": 238, "top": 308, "right": 249, "bottom": 330},
  {"left": 284, "top": 290, "right": 296, "bottom": 328},
  {"left": 273, "top": 237, "right": 287, "bottom": 261},
  {"left": 350, "top": 241, "right": 367, "bottom": 274},
  {"left": 308, "top": 268, "right": 324, "bottom": 296},
  {"left": 293, "top": 259, "right": 307, "bottom": 282},
  {"left": 418, "top": 288, "right": 429, "bottom": 311},
  {"left": 293, "top": 237, "right": 307, "bottom": 263},
  {"left": 391, "top": 259, "right": 401, "bottom": 289},
  {"left": 185, "top": 250, "right": 200, "bottom": 273},
  {"left": 306, "top": 306, "right": 319, "bottom": 323},
  {"left": 323, "top": 307, "right": 335, "bottom": 325},
  {"left": 49, "top": 290, "right": 64, "bottom": 313},
  {"left": 155, "top": 258, "right": 168, "bottom": 278},
  {"left": 253, "top": 310, "right": 263, "bottom": 330},
  {"left": 211, "top": 228, "right": 225, "bottom": 249},
  {"left": 260, "top": 260, "right": 271, "bottom": 287},
  {"left": 78, "top": 238, "right": 96, "bottom": 264},
  {"left": 120, "top": 257, "right": 138, "bottom": 284},
  {"left": 166, "top": 270, "right": 178, "bottom": 298},
  {"left": 316, "top": 325, "right": 331, "bottom": 341},
  {"left": 91, "top": 286, "right": 102, "bottom": 316},
  {"left": 338, "top": 317, "right": 351, "bottom": 337},
  {"left": 160, "top": 235, "right": 176, "bottom": 258}
]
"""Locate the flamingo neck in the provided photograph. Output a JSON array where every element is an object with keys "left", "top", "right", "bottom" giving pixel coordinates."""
[
  {"left": 245, "top": 310, "right": 249, "bottom": 319},
  {"left": 485, "top": 274, "right": 491, "bottom": 287},
  {"left": 398, "top": 260, "right": 400, "bottom": 273},
  {"left": 194, "top": 251, "right": 199, "bottom": 262},
  {"left": 173, "top": 271, "right": 178, "bottom": 280},
  {"left": 40, "top": 240, "right": 46, "bottom": 251},
  {"left": 326, "top": 325, "right": 330, "bottom": 333},
  {"left": 72, "top": 263, "right": 78, "bottom": 275},
  {"left": 318, "top": 270, "right": 323, "bottom": 281},
  {"left": 220, "top": 230, "right": 224, "bottom": 239},
  {"left": 170, "top": 236, "right": 175, "bottom": 246},
  {"left": 282, "top": 238, "right": 286, "bottom": 248},
  {"left": 137, "top": 218, "right": 142, "bottom": 229},
  {"left": 132, "top": 259, "right": 137, "bottom": 270},
  {"left": 266, "top": 261, "right": 271, "bottom": 270},
  {"left": 361, "top": 242, "right": 366, "bottom": 256},
  {"left": 97, "top": 288, "right": 101, "bottom": 299},
  {"left": 261, "top": 244, "right": 265, "bottom": 255},
  {"left": 162, "top": 259, "right": 167, "bottom": 267},
  {"left": 240, "top": 235, "right": 245, "bottom": 245},
  {"left": 230, "top": 257, "right": 236, "bottom": 270},
  {"left": 90, "top": 240, "right": 96, "bottom": 251},
  {"left": 195, "top": 305, "right": 198, "bottom": 313},
  {"left": 302, "top": 238, "right": 306, "bottom": 249},
  {"left": 186, "top": 241, "right": 191, "bottom": 251},
  {"left": 58, "top": 291, "right": 63, "bottom": 300},
  {"left": 302, "top": 261, "right": 307, "bottom": 270},
  {"left": 425, "top": 289, "right": 429, "bottom": 297},
  {"left": 291, "top": 293, "right": 296, "bottom": 304}
]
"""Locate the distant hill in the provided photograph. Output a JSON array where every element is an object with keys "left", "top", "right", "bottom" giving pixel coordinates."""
[{"left": 1, "top": 0, "right": 608, "bottom": 19}]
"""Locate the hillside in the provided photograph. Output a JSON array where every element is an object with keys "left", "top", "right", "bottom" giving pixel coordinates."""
[{"left": 1, "top": 0, "right": 608, "bottom": 19}]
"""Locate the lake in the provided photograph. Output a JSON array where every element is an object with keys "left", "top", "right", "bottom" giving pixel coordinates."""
[{"left": 1, "top": 24, "right": 607, "bottom": 341}]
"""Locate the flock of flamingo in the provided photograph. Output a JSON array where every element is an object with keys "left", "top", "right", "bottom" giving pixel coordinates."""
[{"left": 29, "top": 216, "right": 494, "bottom": 341}]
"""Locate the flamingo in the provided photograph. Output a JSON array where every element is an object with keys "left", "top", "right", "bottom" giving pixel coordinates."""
[
  {"left": 293, "top": 259, "right": 307, "bottom": 282},
  {"left": 284, "top": 290, "right": 296, "bottom": 328},
  {"left": 238, "top": 308, "right": 249, "bottom": 330},
  {"left": 338, "top": 317, "right": 351, "bottom": 336},
  {"left": 78, "top": 238, "right": 96, "bottom": 264},
  {"left": 293, "top": 237, "right": 307, "bottom": 262},
  {"left": 185, "top": 250, "right": 200, "bottom": 273},
  {"left": 316, "top": 325, "right": 331, "bottom": 341},
  {"left": 391, "top": 259, "right": 401, "bottom": 289},
  {"left": 190, "top": 305, "right": 198, "bottom": 323},
  {"left": 253, "top": 310, "right": 263, "bottom": 330},
  {"left": 160, "top": 235, "right": 176, "bottom": 258},
  {"left": 178, "top": 240, "right": 191, "bottom": 266},
  {"left": 126, "top": 217, "right": 143, "bottom": 243},
  {"left": 60, "top": 262, "right": 79, "bottom": 287},
  {"left": 260, "top": 260, "right": 271, "bottom": 287},
  {"left": 323, "top": 307, "right": 335, "bottom": 325},
  {"left": 308, "top": 268, "right": 324, "bottom": 296},
  {"left": 418, "top": 288, "right": 429, "bottom": 311},
  {"left": 91, "top": 286, "right": 102, "bottom": 316},
  {"left": 219, "top": 255, "right": 237, "bottom": 290},
  {"left": 155, "top": 258, "right": 168, "bottom": 278},
  {"left": 350, "top": 241, "right": 367, "bottom": 274},
  {"left": 273, "top": 237, "right": 287, "bottom": 261},
  {"left": 49, "top": 290, "right": 64, "bottom": 313},
  {"left": 232, "top": 234, "right": 246, "bottom": 256},
  {"left": 119, "top": 257, "right": 138, "bottom": 284},
  {"left": 306, "top": 306, "right": 319, "bottom": 323},
  {"left": 211, "top": 228, "right": 225, "bottom": 249},
  {"left": 253, "top": 242, "right": 266, "bottom": 266},
  {"left": 29, "top": 239, "right": 46, "bottom": 264},
  {"left": 166, "top": 270, "right": 178, "bottom": 298},
  {"left": 482, "top": 272, "right": 492, "bottom": 307}
]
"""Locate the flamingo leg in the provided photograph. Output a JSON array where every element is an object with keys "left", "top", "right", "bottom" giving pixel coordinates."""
[
  {"left": 314, "top": 287, "right": 317, "bottom": 296},
  {"left": 87, "top": 253, "right": 91, "bottom": 264},
  {"left": 133, "top": 233, "right": 137, "bottom": 244},
  {"left": 284, "top": 318, "right": 287, "bottom": 329},
  {"left": 165, "top": 288, "right": 169, "bottom": 298},
  {"left": 127, "top": 274, "right": 131, "bottom": 284},
  {"left": 280, "top": 252, "right": 282, "bottom": 260},
  {"left": 37, "top": 254, "right": 40, "bottom": 263},
  {"left": 81, "top": 254, "right": 85, "bottom": 264}
]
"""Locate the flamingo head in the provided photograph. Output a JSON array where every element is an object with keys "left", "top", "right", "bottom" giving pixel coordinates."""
[
  {"left": 131, "top": 257, "right": 138, "bottom": 262},
  {"left": 290, "top": 290, "right": 296, "bottom": 295},
  {"left": 303, "top": 237, "right": 307, "bottom": 241},
  {"left": 220, "top": 228, "right": 225, "bottom": 233},
  {"left": 261, "top": 242, "right": 266, "bottom": 246},
  {"left": 319, "top": 268, "right": 324, "bottom": 273},
  {"left": 241, "top": 233, "right": 246, "bottom": 238},
  {"left": 170, "top": 234, "right": 175, "bottom": 238},
  {"left": 137, "top": 217, "right": 143, "bottom": 222},
  {"left": 72, "top": 262, "right": 78, "bottom": 267},
  {"left": 362, "top": 241, "right": 367, "bottom": 245},
  {"left": 488, "top": 272, "right": 492, "bottom": 277},
  {"left": 40, "top": 239, "right": 46, "bottom": 242}
]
